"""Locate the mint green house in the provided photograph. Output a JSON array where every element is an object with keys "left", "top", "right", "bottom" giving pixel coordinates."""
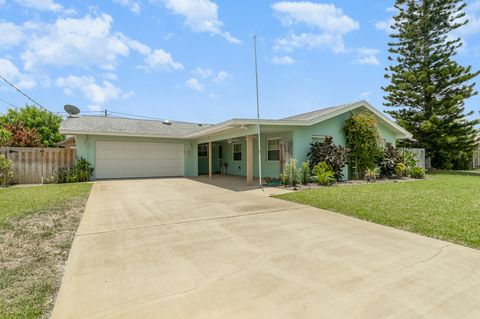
[{"left": 60, "top": 100, "right": 412, "bottom": 183}]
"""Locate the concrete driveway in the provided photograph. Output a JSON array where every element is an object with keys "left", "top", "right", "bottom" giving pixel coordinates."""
[{"left": 52, "top": 177, "right": 480, "bottom": 319}]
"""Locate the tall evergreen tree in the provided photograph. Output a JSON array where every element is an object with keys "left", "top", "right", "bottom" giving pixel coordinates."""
[{"left": 383, "top": 0, "right": 479, "bottom": 169}]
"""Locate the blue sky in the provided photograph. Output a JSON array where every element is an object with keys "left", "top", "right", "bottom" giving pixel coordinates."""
[{"left": 0, "top": 0, "right": 479, "bottom": 124}]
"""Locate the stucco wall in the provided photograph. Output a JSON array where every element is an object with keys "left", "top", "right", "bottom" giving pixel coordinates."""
[{"left": 75, "top": 135, "right": 198, "bottom": 178}]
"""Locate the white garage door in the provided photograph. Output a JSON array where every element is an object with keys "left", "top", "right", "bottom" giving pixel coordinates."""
[{"left": 95, "top": 141, "right": 184, "bottom": 179}]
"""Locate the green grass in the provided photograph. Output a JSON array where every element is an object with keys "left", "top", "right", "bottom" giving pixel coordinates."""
[
  {"left": 0, "top": 183, "right": 92, "bottom": 319},
  {"left": 0, "top": 183, "right": 92, "bottom": 226},
  {"left": 275, "top": 174, "right": 480, "bottom": 248}
]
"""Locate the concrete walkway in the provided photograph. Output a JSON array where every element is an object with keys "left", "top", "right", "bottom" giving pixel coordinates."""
[{"left": 52, "top": 178, "right": 480, "bottom": 319}]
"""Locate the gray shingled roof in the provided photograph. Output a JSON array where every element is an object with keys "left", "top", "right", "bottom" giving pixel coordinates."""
[
  {"left": 60, "top": 116, "right": 212, "bottom": 138},
  {"left": 282, "top": 101, "right": 359, "bottom": 121}
]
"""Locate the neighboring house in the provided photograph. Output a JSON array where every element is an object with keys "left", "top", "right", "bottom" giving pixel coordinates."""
[
  {"left": 59, "top": 100, "right": 412, "bottom": 182},
  {"left": 57, "top": 136, "right": 76, "bottom": 149}
]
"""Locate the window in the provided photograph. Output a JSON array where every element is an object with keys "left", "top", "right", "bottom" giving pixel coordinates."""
[
  {"left": 198, "top": 144, "right": 208, "bottom": 157},
  {"left": 218, "top": 145, "right": 223, "bottom": 159},
  {"left": 233, "top": 143, "right": 242, "bottom": 161},
  {"left": 267, "top": 138, "right": 281, "bottom": 161},
  {"left": 312, "top": 135, "right": 327, "bottom": 143}
]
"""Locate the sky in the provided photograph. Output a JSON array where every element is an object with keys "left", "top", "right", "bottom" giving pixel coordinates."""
[{"left": 0, "top": 0, "right": 479, "bottom": 124}]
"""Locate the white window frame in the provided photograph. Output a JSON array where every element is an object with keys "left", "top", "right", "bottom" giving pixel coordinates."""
[
  {"left": 267, "top": 137, "right": 281, "bottom": 162},
  {"left": 232, "top": 143, "right": 242, "bottom": 162},
  {"left": 311, "top": 135, "right": 327, "bottom": 143},
  {"left": 198, "top": 144, "right": 208, "bottom": 158}
]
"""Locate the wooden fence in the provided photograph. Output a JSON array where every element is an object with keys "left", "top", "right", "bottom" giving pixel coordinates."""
[
  {"left": 473, "top": 144, "right": 480, "bottom": 169},
  {"left": 0, "top": 147, "right": 76, "bottom": 184},
  {"left": 398, "top": 148, "right": 426, "bottom": 169}
]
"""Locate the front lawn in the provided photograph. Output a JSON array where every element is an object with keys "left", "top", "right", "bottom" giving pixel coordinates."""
[
  {"left": 275, "top": 173, "right": 480, "bottom": 248},
  {"left": 0, "top": 183, "right": 92, "bottom": 319}
]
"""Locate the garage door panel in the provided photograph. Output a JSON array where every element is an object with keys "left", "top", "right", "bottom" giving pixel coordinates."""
[{"left": 95, "top": 141, "right": 184, "bottom": 179}]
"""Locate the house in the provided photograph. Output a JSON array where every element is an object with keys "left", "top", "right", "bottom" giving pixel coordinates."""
[{"left": 59, "top": 100, "right": 412, "bottom": 182}]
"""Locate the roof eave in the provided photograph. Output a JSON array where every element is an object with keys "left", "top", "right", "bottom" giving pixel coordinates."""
[{"left": 59, "top": 130, "right": 189, "bottom": 139}]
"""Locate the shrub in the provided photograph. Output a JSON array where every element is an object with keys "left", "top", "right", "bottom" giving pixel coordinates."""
[
  {"left": 394, "top": 163, "right": 407, "bottom": 177},
  {"left": 307, "top": 136, "right": 349, "bottom": 180},
  {"left": 410, "top": 167, "right": 426, "bottom": 179},
  {"left": 344, "top": 112, "right": 383, "bottom": 179},
  {"left": 48, "top": 158, "right": 94, "bottom": 184},
  {"left": 364, "top": 167, "right": 380, "bottom": 182},
  {"left": 312, "top": 162, "right": 335, "bottom": 186},
  {"left": 378, "top": 142, "right": 403, "bottom": 177},
  {"left": 300, "top": 161, "right": 310, "bottom": 185},
  {"left": 0, "top": 155, "right": 13, "bottom": 187},
  {"left": 402, "top": 151, "right": 417, "bottom": 175},
  {"left": 280, "top": 159, "right": 301, "bottom": 186}
]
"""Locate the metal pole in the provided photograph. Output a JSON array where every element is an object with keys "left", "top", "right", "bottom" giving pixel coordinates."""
[{"left": 253, "top": 33, "right": 263, "bottom": 188}]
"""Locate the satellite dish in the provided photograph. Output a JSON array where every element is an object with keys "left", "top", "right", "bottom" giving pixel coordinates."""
[{"left": 64, "top": 104, "right": 80, "bottom": 116}]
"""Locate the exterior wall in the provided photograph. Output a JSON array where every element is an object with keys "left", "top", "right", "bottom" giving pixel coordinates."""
[
  {"left": 75, "top": 134, "right": 198, "bottom": 179},
  {"left": 212, "top": 131, "right": 293, "bottom": 178}
]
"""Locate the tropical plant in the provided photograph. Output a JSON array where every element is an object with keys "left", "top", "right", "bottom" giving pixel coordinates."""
[
  {"left": 51, "top": 158, "right": 94, "bottom": 184},
  {"left": 0, "top": 155, "right": 13, "bottom": 187},
  {"left": 307, "top": 136, "right": 349, "bottom": 180},
  {"left": 410, "top": 167, "right": 426, "bottom": 179},
  {"left": 402, "top": 151, "right": 417, "bottom": 175},
  {"left": 344, "top": 113, "right": 383, "bottom": 179},
  {"left": 280, "top": 158, "right": 301, "bottom": 186},
  {"left": 378, "top": 142, "right": 403, "bottom": 177},
  {"left": 312, "top": 162, "right": 335, "bottom": 186},
  {"left": 300, "top": 161, "right": 310, "bottom": 185},
  {"left": 383, "top": 0, "right": 479, "bottom": 170},
  {"left": 394, "top": 162, "right": 407, "bottom": 177},
  {"left": 0, "top": 105, "right": 63, "bottom": 147},
  {"left": 0, "top": 128, "right": 12, "bottom": 146},
  {"left": 2, "top": 123, "right": 42, "bottom": 147},
  {"left": 364, "top": 167, "right": 380, "bottom": 182}
]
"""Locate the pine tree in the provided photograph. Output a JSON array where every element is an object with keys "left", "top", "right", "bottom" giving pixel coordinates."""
[{"left": 383, "top": 0, "right": 479, "bottom": 169}]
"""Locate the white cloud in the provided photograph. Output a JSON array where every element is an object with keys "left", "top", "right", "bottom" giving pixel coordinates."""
[
  {"left": 193, "top": 67, "right": 213, "bottom": 79},
  {"left": 15, "top": 0, "right": 63, "bottom": 12},
  {"left": 359, "top": 91, "right": 372, "bottom": 99},
  {"left": 185, "top": 77, "right": 204, "bottom": 91},
  {"left": 355, "top": 48, "right": 380, "bottom": 65},
  {"left": 272, "top": 1, "right": 359, "bottom": 34},
  {"left": 274, "top": 33, "right": 346, "bottom": 53},
  {"left": 18, "top": 14, "right": 182, "bottom": 72},
  {"left": 162, "top": 0, "right": 241, "bottom": 44},
  {"left": 113, "top": 0, "right": 141, "bottom": 14},
  {"left": 272, "top": 2, "right": 358, "bottom": 53},
  {"left": 0, "top": 58, "right": 36, "bottom": 89},
  {"left": 271, "top": 55, "right": 295, "bottom": 65},
  {"left": 213, "top": 70, "right": 230, "bottom": 83},
  {"left": 375, "top": 18, "right": 394, "bottom": 33},
  {"left": 144, "top": 49, "right": 183, "bottom": 70},
  {"left": 0, "top": 22, "right": 24, "bottom": 47},
  {"left": 55, "top": 75, "right": 134, "bottom": 110}
]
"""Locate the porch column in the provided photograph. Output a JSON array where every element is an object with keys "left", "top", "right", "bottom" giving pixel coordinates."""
[
  {"left": 246, "top": 135, "right": 253, "bottom": 185},
  {"left": 208, "top": 141, "right": 212, "bottom": 179}
]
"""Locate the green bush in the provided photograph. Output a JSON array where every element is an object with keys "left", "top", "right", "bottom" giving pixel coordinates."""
[
  {"left": 280, "top": 159, "right": 301, "bottom": 186},
  {"left": 300, "top": 161, "right": 310, "bottom": 185},
  {"left": 378, "top": 142, "right": 403, "bottom": 177},
  {"left": 46, "top": 158, "right": 94, "bottom": 184},
  {"left": 344, "top": 112, "right": 383, "bottom": 179},
  {"left": 364, "top": 167, "right": 380, "bottom": 182},
  {"left": 394, "top": 162, "right": 407, "bottom": 177},
  {"left": 402, "top": 151, "right": 417, "bottom": 175},
  {"left": 307, "top": 136, "right": 349, "bottom": 180},
  {"left": 410, "top": 167, "right": 426, "bottom": 179},
  {"left": 0, "top": 155, "right": 13, "bottom": 187},
  {"left": 312, "top": 162, "right": 335, "bottom": 186}
]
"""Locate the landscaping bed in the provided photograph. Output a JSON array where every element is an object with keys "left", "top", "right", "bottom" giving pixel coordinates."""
[
  {"left": 0, "top": 183, "right": 92, "bottom": 319},
  {"left": 275, "top": 173, "right": 480, "bottom": 249}
]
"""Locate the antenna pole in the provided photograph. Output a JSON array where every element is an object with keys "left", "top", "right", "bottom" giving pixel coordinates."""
[{"left": 254, "top": 33, "right": 263, "bottom": 188}]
